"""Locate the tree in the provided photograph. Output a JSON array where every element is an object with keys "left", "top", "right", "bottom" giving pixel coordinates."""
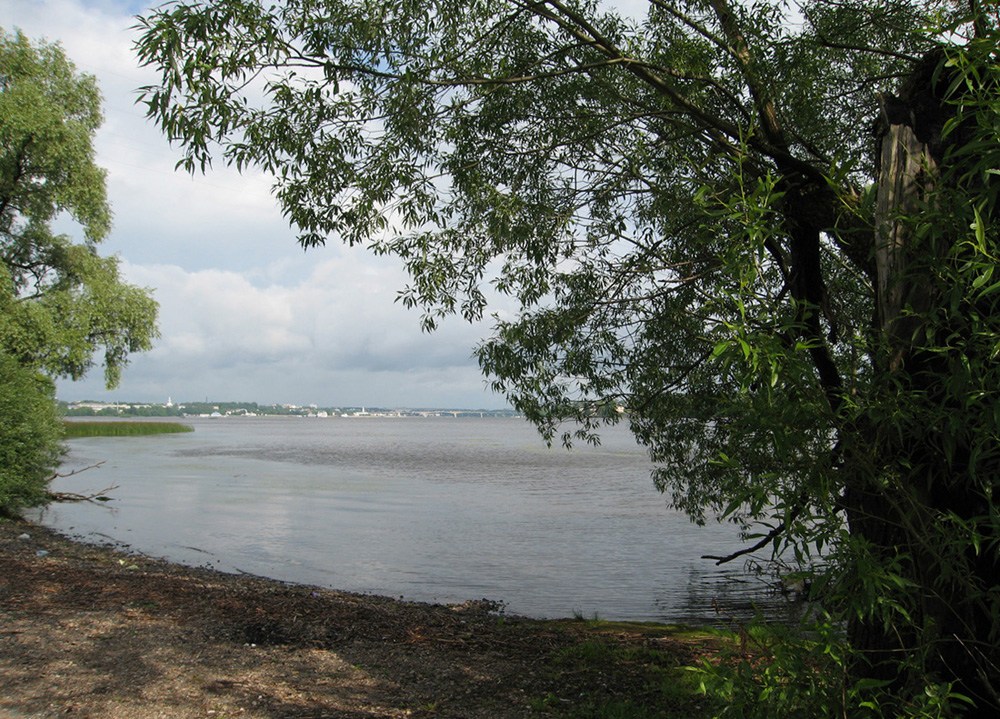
[
  {"left": 134, "top": 1, "right": 998, "bottom": 714},
  {"left": 0, "top": 29, "right": 159, "bottom": 514}
]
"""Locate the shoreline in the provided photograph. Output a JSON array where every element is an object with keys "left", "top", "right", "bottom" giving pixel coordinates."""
[{"left": 0, "top": 516, "right": 718, "bottom": 718}]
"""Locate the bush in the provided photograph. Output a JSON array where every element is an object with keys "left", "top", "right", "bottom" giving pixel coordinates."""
[
  {"left": 693, "top": 609, "right": 976, "bottom": 719},
  {"left": 0, "top": 352, "right": 64, "bottom": 516}
]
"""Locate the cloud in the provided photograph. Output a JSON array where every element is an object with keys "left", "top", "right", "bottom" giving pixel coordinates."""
[{"left": 58, "top": 256, "right": 500, "bottom": 407}]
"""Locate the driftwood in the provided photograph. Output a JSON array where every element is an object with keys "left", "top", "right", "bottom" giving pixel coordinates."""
[{"left": 46, "top": 461, "right": 118, "bottom": 503}]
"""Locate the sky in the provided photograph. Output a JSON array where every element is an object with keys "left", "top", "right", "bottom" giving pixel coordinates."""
[{"left": 3, "top": 0, "right": 517, "bottom": 409}]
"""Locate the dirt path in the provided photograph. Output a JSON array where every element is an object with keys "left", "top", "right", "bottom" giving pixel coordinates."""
[{"left": 0, "top": 518, "right": 718, "bottom": 719}]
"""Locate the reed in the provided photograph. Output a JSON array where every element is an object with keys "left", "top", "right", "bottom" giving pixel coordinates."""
[{"left": 63, "top": 421, "right": 194, "bottom": 438}]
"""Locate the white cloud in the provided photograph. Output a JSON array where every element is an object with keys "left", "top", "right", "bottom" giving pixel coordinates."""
[
  {"left": 58, "top": 256, "right": 500, "bottom": 407},
  {"left": 135, "top": 254, "right": 488, "bottom": 370}
]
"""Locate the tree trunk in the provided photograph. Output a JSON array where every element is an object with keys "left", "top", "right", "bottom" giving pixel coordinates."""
[{"left": 864, "top": 49, "right": 1000, "bottom": 716}]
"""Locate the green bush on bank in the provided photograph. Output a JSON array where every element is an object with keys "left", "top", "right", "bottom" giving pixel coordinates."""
[
  {"left": 0, "top": 354, "right": 64, "bottom": 516},
  {"left": 691, "top": 610, "right": 974, "bottom": 719}
]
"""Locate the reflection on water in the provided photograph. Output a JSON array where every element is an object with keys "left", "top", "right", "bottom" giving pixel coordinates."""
[{"left": 36, "top": 416, "right": 804, "bottom": 624}]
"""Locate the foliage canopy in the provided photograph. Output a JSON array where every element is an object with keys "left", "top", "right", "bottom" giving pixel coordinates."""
[
  {"left": 135, "top": 1, "right": 999, "bottom": 715},
  {"left": 0, "top": 29, "right": 159, "bottom": 514}
]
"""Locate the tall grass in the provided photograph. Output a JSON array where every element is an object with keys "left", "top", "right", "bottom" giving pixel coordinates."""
[{"left": 63, "top": 421, "right": 194, "bottom": 438}]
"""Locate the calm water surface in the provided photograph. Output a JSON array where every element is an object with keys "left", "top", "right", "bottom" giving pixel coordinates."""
[{"left": 38, "top": 416, "right": 797, "bottom": 624}]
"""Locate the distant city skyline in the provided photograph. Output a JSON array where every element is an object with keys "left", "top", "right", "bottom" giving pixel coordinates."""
[{"left": 7, "top": 0, "right": 510, "bottom": 410}]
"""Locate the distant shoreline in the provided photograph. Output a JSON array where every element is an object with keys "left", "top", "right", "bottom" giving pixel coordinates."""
[{"left": 61, "top": 399, "right": 520, "bottom": 420}]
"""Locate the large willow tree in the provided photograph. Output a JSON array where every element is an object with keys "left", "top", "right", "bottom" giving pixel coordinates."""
[{"left": 135, "top": 1, "right": 999, "bottom": 714}]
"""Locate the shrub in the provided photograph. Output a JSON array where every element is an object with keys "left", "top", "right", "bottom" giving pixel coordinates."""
[{"left": 0, "top": 352, "right": 63, "bottom": 516}]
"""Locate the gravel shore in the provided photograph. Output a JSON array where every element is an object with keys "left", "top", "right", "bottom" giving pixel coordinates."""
[{"left": 0, "top": 517, "right": 715, "bottom": 718}]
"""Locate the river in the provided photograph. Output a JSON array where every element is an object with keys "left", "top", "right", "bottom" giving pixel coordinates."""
[{"left": 36, "top": 415, "right": 800, "bottom": 624}]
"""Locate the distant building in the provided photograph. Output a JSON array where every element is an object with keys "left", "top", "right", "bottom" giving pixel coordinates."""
[{"left": 69, "top": 402, "right": 119, "bottom": 412}]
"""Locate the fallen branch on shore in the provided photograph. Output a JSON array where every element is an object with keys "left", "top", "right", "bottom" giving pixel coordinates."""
[
  {"left": 47, "top": 484, "right": 119, "bottom": 504},
  {"left": 46, "top": 461, "right": 117, "bottom": 503}
]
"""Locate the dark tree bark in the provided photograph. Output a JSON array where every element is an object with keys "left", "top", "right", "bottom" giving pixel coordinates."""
[{"left": 863, "top": 48, "right": 1000, "bottom": 716}]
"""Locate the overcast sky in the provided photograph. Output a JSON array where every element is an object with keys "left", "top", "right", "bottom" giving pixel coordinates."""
[{"left": 3, "top": 0, "right": 520, "bottom": 409}]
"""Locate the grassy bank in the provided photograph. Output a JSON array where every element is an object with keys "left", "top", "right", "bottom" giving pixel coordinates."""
[{"left": 62, "top": 420, "right": 194, "bottom": 438}]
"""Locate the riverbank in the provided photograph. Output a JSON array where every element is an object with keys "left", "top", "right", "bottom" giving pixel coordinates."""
[{"left": 0, "top": 518, "right": 720, "bottom": 718}]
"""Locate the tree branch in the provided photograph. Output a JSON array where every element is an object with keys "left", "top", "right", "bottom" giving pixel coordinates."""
[
  {"left": 46, "top": 460, "right": 117, "bottom": 504},
  {"left": 703, "top": 503, "right": 803, "bottom": 565},
  {"left": 525, "top": 0, "right": 828, "bottom": 185},
  {"left": 47, "top": 461, "right": 106, "bottom": 480},
  {"left": 48, "top": 484, "right": 118, "bottom": 503}
]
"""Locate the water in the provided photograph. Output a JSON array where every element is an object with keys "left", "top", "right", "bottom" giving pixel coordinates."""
[{"left": 36, "top": 416, "right": 799, "bottom": 624}]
